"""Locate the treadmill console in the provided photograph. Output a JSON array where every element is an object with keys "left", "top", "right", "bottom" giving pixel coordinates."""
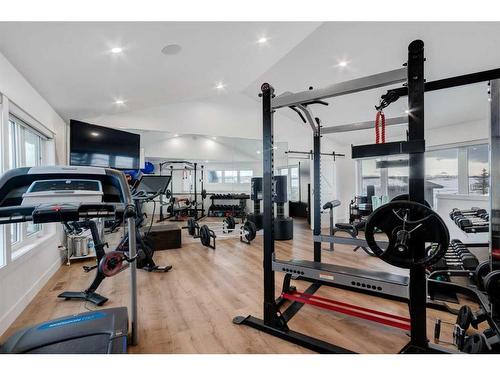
[{"left": 22, "top": 179, "right": 104, "bottom": 205}]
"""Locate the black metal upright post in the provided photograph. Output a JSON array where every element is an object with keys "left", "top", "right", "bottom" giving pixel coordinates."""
[
  {"left": 201, "top": 165, "right": 205, "bottom": 218},
  {"left": 313, "top": 129, "right": 322, "bottom": 263},
  {"left": 261, "top": 83, "right": 277, "bottom": 326},
  {"left": 406, "top": 39, "right": 428, "bottom": 350},
  {"left": 194, "top": 162, "right": 198, "bottom": 219}
]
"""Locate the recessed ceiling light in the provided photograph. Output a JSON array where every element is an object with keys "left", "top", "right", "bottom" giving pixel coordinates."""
[
  {"left": 111, "top": 47, "right": 123, "bottom": 54},
  {"left": 256, "top": 150, "right": 261, "bottom": 154},
  {"left": 91, "top": 132, "right": 99, "bottom": 137},
  {"left": 215, "top": 82, "right": 225, "bottom": 90},
  {"left": 338, "top": 61, "right": 348, "bottom": 68},
  {"left": 115, "top": 99, "right": 125, "bottom": 105},
  {"left": 488, "top": 97, "right": 492, "bottom": 102},
  {"left": 161, "top": 44, "right": 182, "bottom": 56},
  {"left": 405, "top": 109, "right": 410, "bottom": 114},
  {"left": 257, "top": 37, "right": 268, "bottom": 44},
  {"left": 205, "top": 160, "right": 209, "bottom": 163},
  {"left": 173, "top": 134, "right": 179, "bottom": 137},
  {"left": 212, "top": 136, "right": 217, "bottom": 140}
]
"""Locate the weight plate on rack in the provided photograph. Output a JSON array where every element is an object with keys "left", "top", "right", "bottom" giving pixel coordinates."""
[
  {"left": 474, "top": 260, "right": 491, "bottom": 291},
  {"left": 483, "top": 270, "right": 500, "bottom": 300},
  {"left": 391, "top": 194, "right": 430, "bottom": 208},
  {"left": 365, "top": 200, "right": 449, "bottom": 269}
]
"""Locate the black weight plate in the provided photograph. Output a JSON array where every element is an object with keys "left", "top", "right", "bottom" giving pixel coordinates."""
[
  {"left": 365, "top": 201, "right": 449, "bottom": 269},
  {"left": 244, "top": 221, "right": 257, "bottom": 242},
  {"left": 462, "top": 333, "right": 486, "bottom": 354},
  {"left": 483, "top": 270, "right": 500, "bottom": 299},
  {"left": 391, "top": 194, "right": 431, "bottom": 208},
  {"left": 456, "top": 305, "right": 473, "bottom": 331},
  {"left": 199, "top": 225, "right": 212, "bottom": 247},
  {"left": 475, "top": 260, "right": 491, "bottom": 290},
  {"left": 224, "top": 216, "right": 236, "bottom": 231},
  {"left": 187, "top": 218, "right": 196, "bottom": 236}
]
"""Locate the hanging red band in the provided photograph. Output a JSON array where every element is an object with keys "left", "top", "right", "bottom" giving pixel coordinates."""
[{"left": 375, "top": 110, "right": 386, "bottom": 144}]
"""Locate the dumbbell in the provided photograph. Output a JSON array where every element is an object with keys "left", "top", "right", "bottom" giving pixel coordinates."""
[{"left": 450, "top": 207, "right": 486, "bottom": 219}]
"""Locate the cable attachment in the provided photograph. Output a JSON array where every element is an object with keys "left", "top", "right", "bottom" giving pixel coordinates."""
[{"left": 375, "top": 90, "right": 400, "bottom": 111}]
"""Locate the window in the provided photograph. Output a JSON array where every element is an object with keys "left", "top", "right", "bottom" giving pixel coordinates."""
[
  {"left": 359, "top": 159, "right": 382, "bottom": 196},
  {"left": 224, "top": 170, "right": 238, "bottom": 184},
  {"left": 277, "top": 166, "right": 300, "bottom": 201},
  {"left": 467, "top": 144, "right": 489, "bottom": 195},
  {"left": 207, "top": 170, "right": 222, "bottom": 183},
  {"left": 357, "top": 143, "right": 489, "bottom": 207},
  {"left": 425, "top": 148, "right": 459, "bottom": 206},
  {"left": 387, "top": 158, "right": 409, "bottom": 200},
  {"left": 290, "top": 166, "right": 300, "bottom": 201},
  {"left": 239, "top": 170, "right": 253, "bottom": 184},
  {"left": 8, "top": 116, "right": 45, "bottom": 251}
]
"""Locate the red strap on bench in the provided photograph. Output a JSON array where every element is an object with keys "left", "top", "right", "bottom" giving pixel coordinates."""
[{"left": 282, "top": 291, "right": 410, "bottom": 331}]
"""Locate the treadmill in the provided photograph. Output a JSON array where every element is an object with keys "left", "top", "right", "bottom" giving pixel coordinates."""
[
  {"left": 0, "top": 166, "right": 139, "bottom": 353},
  {"left": 0, "top": 308, "right": 128, "bottom": 354}
]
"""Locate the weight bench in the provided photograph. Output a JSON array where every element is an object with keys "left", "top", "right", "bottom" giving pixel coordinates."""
[{"left": 323, "top": 200, "right": 374, "bottom": 256}]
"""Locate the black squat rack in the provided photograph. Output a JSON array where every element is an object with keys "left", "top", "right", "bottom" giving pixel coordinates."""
[{"left": 233, "top": 39, "right": 500, "bottom": 354}]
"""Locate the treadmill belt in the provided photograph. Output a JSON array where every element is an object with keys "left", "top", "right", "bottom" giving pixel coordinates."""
[{"left": 27, "top": 334, "right": 111, "bottom": 354}]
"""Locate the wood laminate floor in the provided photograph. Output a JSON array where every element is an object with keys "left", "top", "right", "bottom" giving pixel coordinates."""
[{"left": 1, "top": 218, "right": 464, "bottom": 353}]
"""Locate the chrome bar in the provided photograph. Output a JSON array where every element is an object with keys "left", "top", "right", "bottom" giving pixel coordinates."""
[
  {"left": 322, "top": 116, "right": 407, "bottom": 134},
  {"left": 272, "top": 68, "right": 407, "bottom": 109}
]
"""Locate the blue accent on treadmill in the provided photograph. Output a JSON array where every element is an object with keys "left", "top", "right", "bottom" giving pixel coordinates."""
[
  {"left": 37, "top": 312, "right": 107, "bottom": 330},
  {"left": 122, "top": 336, "right": 127, "bottom": 352}
]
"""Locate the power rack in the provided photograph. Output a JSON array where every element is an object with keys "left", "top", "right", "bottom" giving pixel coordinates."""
[{"left": 233, "top": 39, "right": 500, "bottom": 353}]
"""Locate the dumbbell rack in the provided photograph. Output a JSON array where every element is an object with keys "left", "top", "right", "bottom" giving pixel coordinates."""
[
  {"left": 450, "top": 208, "right": 489, "bottom": 234},
  {"left": 208, "top": 193, "right": 250, "bottom": 218},
  {"left": 428, "top": 240, "right": 480, "bottom": 276}
]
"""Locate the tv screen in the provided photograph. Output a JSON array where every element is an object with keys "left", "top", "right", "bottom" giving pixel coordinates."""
[{"left": 70, "top": 120, "right": 140, "bottom": 170}]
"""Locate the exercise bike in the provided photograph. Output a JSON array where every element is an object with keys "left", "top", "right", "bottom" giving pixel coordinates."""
[{"left": 115, "top": 174, "right": 172, "bottom": 272}]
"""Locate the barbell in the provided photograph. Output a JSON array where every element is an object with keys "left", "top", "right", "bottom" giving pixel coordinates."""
[
  {"left": 185, "top": 216, "right": 236, "bottom": 237},
  {"left": 199, "top": 221, "right": 257, "bottom": 250}
]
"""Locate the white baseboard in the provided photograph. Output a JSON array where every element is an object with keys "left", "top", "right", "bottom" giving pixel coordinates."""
[{"left": 0, "top": 258, "right": 62, "bottom": 336}]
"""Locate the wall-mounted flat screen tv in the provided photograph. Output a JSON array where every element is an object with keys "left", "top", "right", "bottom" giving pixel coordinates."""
[{"left": 70, "top": 120, "right": 140, "bottom": 170}]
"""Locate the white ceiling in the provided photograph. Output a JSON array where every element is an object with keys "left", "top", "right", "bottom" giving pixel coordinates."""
[
  {"left": 0, "top": 22, "right": 499, "bottom": 146},
  {"left": 0, "top": 22, "right": 320, "bottom": 120}
]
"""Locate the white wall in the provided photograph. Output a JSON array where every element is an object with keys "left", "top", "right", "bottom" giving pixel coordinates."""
[{"left": 0, "top": 51, "right": 67, "bottom": 335}]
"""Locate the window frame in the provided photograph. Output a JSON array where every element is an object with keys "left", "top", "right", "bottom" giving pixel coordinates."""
[
  {"left": 277, "top": 165, "right": 300, "bottom": 202},
  {"left": 357, "top": 141, "right": 489, "bottom": 200},
  {"left": 7, "top": 114, "right": 48, "bottom": 257}
]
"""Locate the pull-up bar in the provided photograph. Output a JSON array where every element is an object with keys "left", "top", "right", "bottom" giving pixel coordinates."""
[
  {"left": 322, "top": 116, "right": 407, "bottom": 134},
  {"left": 272, "top": 68, "right": 407, "bottom": 109}
]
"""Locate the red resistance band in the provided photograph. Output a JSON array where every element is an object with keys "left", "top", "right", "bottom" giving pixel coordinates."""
[
  {"left": 492, "top": 248, "right": 500, "bottom": 260},
  {"left": 375, "top": 110, "right": 386, "bottom": 144},
  {"left": 282, "top": 291, "right": 411, "bottom": 331}
]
